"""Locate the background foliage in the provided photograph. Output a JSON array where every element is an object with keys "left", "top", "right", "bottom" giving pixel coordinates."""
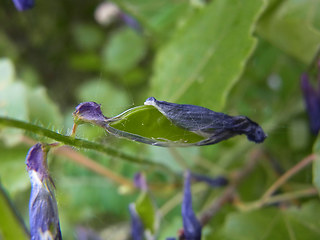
[{"left": 1, "top": 0, "right": 320, "bottom": 239}]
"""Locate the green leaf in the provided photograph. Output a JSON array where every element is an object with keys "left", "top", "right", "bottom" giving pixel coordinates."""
[
  {"left": 114, "top": 0, "right": 191, "bottom": 40},
  {"left": 27, "top": 87, "right": 63, "bottom": 129},
  {"left": 76, "top": 78, "right": 131, "bottom": 116},
  {"left": 135, "top": 191, "right": 157, "bottom": 234},
  {"left": 0, "top": 82, "right": 28, "bottom": 146},
  {"left": 150, "top": 0, "right": 265, "bottom": 111},
  {"left": 313, "top": 135, "right": 320, "bottom": 195},
  {"left": 0, "top": 184, "right": 29, "bottom": 240},
  {"left": 256, "top": 0, "right": 320, "bottom": 64},
  {"left": 215, "top": 200, "right": 320, "bottom": 240},
  {"left": 0, "top": 58, "right": 15, "bottom": 85},
  {"left": 108, "top": 105, "right": 205, "bottom": 145},
  {"left": 102, "top": 28, "right": 146, "bottom": 75},
  {"left": 0, "top": 144, "right": 30, "bottom": 196}
]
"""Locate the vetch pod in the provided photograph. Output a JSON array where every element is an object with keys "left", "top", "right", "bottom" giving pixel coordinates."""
[
  {"left": 26, "top": 143, "right": 62, "bottom": 240},
  {"left": 145, "top": 97, "right": 267, "bottom": 145}
]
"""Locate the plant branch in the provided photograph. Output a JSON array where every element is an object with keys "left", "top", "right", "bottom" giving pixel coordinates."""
[
  {"left": 236, "top": 187, "right": 318, "bottom": 211},
  {"left": 0, "top": 117, "right": 177, "bottom": 176},
  {"left": 199, "top": 149, "right": 261, "bottom": 226},
  {"left": 261, "top": 154, "right": 316, "bottom": 202}
]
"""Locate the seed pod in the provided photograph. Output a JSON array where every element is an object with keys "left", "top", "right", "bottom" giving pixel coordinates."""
[
  {"left": 144, "top": 97, "right": 267, "bottom": 145},
  {"left": 26, "top": 143, "right": 62, "bottom": 240}
]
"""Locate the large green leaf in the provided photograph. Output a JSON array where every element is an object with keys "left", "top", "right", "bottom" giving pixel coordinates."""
[
  {"left": 101, "top": 27, "right": 147, "bottom": 75},
  {"left": 214, "top": 200, "right": 320, "bottom": 240},
  {"left": 256, "top": 0, "right": 320, "bottom": 64},
  {"left": 114, "top": 0, "right": 191, "bottom": 40},
  {"left": 150, "top": 0, "right": 265, "bottom": 110}
]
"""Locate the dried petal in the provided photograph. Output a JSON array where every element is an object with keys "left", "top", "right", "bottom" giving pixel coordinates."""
[
  {"left": 181, "top": 171, "right": 201, "bottom": 240},
  {"left": 26, "top": 143, "right": 62, "bottom": 240},
  {"left": 12, "top": 0, "right": 34, "bottom": 11},
  {"left": 144, "top": 97, "right": 266, "bottom": 145},
  {"left": 129, "top": 203, "right": 144, "bottom": 240},
  {"left": 73, "top": 102, "right": 107, "bottom": 126},
  {"left": 301, "top": 73, "right": 320, "bottom": 135}
]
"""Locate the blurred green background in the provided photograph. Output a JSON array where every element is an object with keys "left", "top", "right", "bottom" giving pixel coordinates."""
[{"left": 1, "top": 0, "right": 320, "bottom": 239}]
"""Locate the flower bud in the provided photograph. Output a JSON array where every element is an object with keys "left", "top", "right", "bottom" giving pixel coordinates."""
[{"left": 26, "top": 143, "right": 62, "bottom": 240}]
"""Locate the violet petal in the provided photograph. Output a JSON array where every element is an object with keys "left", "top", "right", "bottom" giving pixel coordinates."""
[
  {"left": 134, "top": 172, "right": 148, "bottom": 191},
  {"left": 182, "top": 171, "right": 202, "bottom": 240},
  {"left": 301, "top": 74, "right": 320, "bottom": 135},
  {"left": 191, "top": 173, "right": 228, "bottom": 187},
  {"left": 12, "top": 0, "right": 34, "bottom": 11},
  {"left": 129, "top": 203, "right": 144, "bottom": 240}
]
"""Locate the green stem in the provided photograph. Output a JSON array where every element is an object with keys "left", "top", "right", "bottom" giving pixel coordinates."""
[{"left": 0, "top": 117, "right": 176, "bottom": 176}]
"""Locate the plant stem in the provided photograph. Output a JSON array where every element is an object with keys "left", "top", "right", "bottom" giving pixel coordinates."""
[
  {"left": 199, "top": 149, "right": 261, "bottom": 226},
  {"left": 0, "top": 117, "right": 177, "bottom": 176},
  {"left": 261, "top": 154, "right": 316, "bottom": 202},
  {"left": 237, "top": 187, "right": 318, "bottom": 211}
]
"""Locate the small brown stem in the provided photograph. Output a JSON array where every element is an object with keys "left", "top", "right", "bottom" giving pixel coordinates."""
[{"left": 261, "top": 154, "right": 316, "bottom": 203}]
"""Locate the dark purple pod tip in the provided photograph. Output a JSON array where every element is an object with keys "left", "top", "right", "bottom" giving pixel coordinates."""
[
  {"left": 12, "top": 0, "right": 34, "bottom": 11},
  {"left": 25, "top": 143, "right": 48, "bottom": 180},
  {"left": 73, "top": 102, "right": 107, "bottom": 124}
]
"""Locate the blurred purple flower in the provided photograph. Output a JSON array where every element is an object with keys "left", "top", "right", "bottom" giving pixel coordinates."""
[
  {"left": 129, "top": 203, "right": 144, "bottom": 240},
  {"left": 76, "top": 226, "right": 101, "bottom": 240},
  {"left": 301, "top": 63, "right": 320, "bottom": 135},
  {"left": 134, "top": 172, "right": 148, "bottom": 191},
  {"left": 191, "top": 173, "right": 228, "bottom": 188},
  {"left": 119, "top": 13, "right": 142, "bottom": 32},
  {"left": 73, "top": 102, "right": 108, "bottom": 126},
  {"left": 12, "top": 0, "right": 34, "bottom": 11},
  {"left": 181, "top": 171, "right": 202, "bottom": 240},
  {"left": 26, "top": 143, "right": 62, "bottom": 240}
]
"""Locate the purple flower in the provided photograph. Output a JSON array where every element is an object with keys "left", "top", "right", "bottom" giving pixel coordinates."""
[
  {"left": 134, "top": 172, "right": 148, "bottom": 191},
  {"left": 129, "top": 203, "right": 144, "bottom": 240},
  {"left": 26, "top": 143, "right": 62, "bottom": 240},
  {"left": 301, "top": 66, "right": 320, "bottom": 135},
  {"left": 12, "top": 0, "right": 34, "bottom": 11},
  {"left": 191, "top": 173, "right": 228, "bottom": 188},
  {"left": 73, "top": 102, "right": 108, "bottom": 126},
  {"left": 181, "top": 171, "right": 202, "bottom": 240},
  {"left": 119, "top": 13, "right": 141, "bottom": 32}
]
